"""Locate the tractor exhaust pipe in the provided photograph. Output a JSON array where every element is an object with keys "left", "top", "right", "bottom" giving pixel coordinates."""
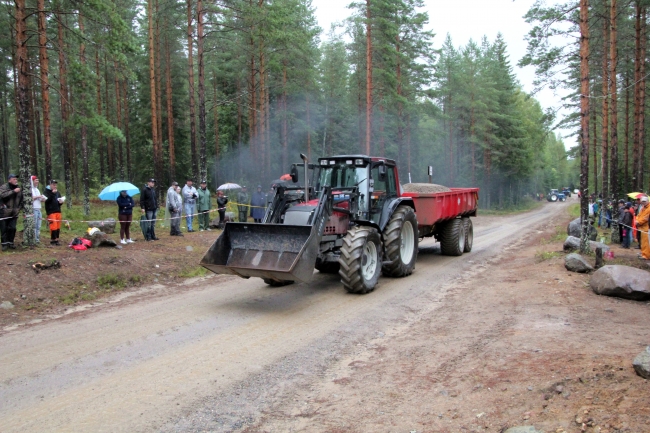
[{"left": 300, "top": 153, "right": 309, "bottom": 201}]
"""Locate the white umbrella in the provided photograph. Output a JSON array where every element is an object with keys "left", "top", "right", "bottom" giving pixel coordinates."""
[{"left": 217, "top": 182, "right": 242, "bottom": 190}]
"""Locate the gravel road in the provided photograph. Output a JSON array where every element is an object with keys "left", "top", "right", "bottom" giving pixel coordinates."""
[{"left": 0, "top": 202, "right": 568, "bottom": 433}]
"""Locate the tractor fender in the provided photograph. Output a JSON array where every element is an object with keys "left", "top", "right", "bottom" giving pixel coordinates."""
[{"left": 378, "top": 198, "right": 415, "bottom": 232}]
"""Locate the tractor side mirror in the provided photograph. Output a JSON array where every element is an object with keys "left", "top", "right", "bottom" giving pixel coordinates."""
[
  {"left": 378, "top": 164, "right": 387, "bottom": 182},
  {"left": 290, "top": 165, "right": 299, "bottom": 184}
]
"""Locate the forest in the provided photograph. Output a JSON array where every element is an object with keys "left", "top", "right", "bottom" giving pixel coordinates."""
[{"left": 4, "top": 0, "right": 648, "bottom": 241}]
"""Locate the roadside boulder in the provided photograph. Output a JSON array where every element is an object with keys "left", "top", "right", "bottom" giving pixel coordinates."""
[
  {"left": 564, "top": 253, "right": 594, "bottom": 273},
  {"left": 209, "top": 212, "right": 235, "bottom": 228},
  {"left": 83, "top": 231, "right": 118, "bottom": 248},
  {"left": 87, "top": 218, "right": 116, "bottom": 234},
  {"left": 567, "top": 218, "right": 597, "bottom": 240},
  {"left": 590, "top": 265, "right": 650, "bottom": 301},
  {"left": 563, "top": 236, "right": 610, "bottom": 253},
  {"left": 633, "top": 347, "right": 650, "bottom": 379}
]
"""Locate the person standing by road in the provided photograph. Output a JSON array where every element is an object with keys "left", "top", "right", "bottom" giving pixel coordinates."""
[
  {"left": 30, "top": 176, "right": 46, "bottom": 244},
  {"left": 182, "top": 179, "right": 198, "bottom": 232},
  {"left": 216, "top": 190, "right": 228, "bottom": 229},
  {"left": 43, "top": 179, "right": 63, "bottom": 246},
  {"left": 140, "top": 178, "right": 159, "bottom": 241},
  {"left": 621, "top": 202, "right": 634, "bottom": 249},
  {"left": 237, "top": 186, "right": 249, "bottom": 222},
  {"left": 197, "top": 180, "right": 212, "bottom": 231},
  {"left": 116, "top": 190, "right": 135, "bottom": 244},
  {"left": 636, "top": 195, "right": 650, "bottom": 260},
  {"left": 168, "top": 185, "right": 183, "bottom": 236},
  {"left": 0, "top": 174, "right": 23, "bottom": 250},
  {"left": 250, "top": 185, "right": 266, "bottom": 223}
]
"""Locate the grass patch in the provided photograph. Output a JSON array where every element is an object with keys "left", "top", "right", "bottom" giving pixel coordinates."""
[
  {"left": 542, "top": 225, "right": 567, "bottom": 244},
  {"left": 178, "top": 266, "right": 209, "bottom": 278},
  {"left": 535, "top": 250, "right": 562, "bottom": 262},
  {"left": 568, "top": 203, "right": 580, "bottom": 218},
  {"left": 97, "top": 273, "right": 127, "bottom": 289},
  {"left": 479, "top": 197, "right": 543, "bottom": 216}
]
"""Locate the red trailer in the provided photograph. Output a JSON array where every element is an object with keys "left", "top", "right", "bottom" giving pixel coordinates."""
[{"left": 402, "top": 188, "right": 479, "bottom": 238}]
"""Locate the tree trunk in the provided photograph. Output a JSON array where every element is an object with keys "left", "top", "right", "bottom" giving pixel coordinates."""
[
  {"left": 281, "top": 63, "right": 288, "bottom": 170},
  {"left": 187, "top": 0, "right": 197, "bottom": 180},
  {"left": 600, "top": 14, "right": 609, "bottom": 198},
  {"left": 27, "top": 60, "right": 37, "bottom": 176},
  {"left": 148, "top": 0, "right": 162, "bottom": 191},
  {"left": 592, "top": 100, "right": 598, "bottom": 196},
  {"left": 365, "top": 0, "right": 372, "bottom": 155},
  {"left": 258, "top": 51, "right": 266, "bottom": 179},
  {"left": 579, "top": 0, "right": 590, "bottom": 254},
  {"left": 638, "top": 7, "right": 647, "bottom": 189},
  {"left": 56, "top": 13, "right": 72, "bottom": 208},
  {"left": 105, "top": 55, "right": 114, "bottom": 178},
  {"left": 122, "top": 79, "right": 132, "bottom": 180},
  {"left": 609, "top": 0, "right": 618, "bottom": 200},
  {"left": 625, "top": 69, "right": 630, "bottom": 191},
  {"left": 38, "top": 0, "right": 52, "bottom": 183},
  {"left": 78, "top": 14, "right": 90, "bottom": 216},
  {"left": 95, "top": 51, "right": 105, "bottom": 184},
  {"left": 213, "top": 74, "right": 219, "bottom": 169},
  {"left": 0, "top": 85, "right": 9, "bottom": 179},
  {"left": 633, "top": 3, "right": 642, "bottom": 190},
  {"left": 15, "top": 0, "right": 35, "bottom": 245},
  {"left": 114, "top": 62, "right": 124, "bottom": 180},
  {"left": 379, "top": 102, "right": 385, "bottom": 157},
  {"left": 197, "top": 0, "right": 207, "bottom": 181},
  {"left": 396, "top": 35, "right": 403, "bottom": 165},
  {"left": 155, "top": 0, "right": 163, "bottom": 155},
  {"left": 165, "top": 36, "right": 175, "bottom": 182}
]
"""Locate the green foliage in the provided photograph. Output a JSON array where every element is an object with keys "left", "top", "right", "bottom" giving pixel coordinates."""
[
  {"left": 535, "top": 250, "right": 562, "bottom": 262},
  {"left": 178, "top": 266, "right": 208, "bottom": 278},
  {"left": 97, "top": 273, "right": 127, "bottom": 289}
]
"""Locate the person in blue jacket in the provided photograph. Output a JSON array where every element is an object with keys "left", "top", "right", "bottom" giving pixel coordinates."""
[
  {"left": 250, "top": 185, "right": 266, "bottom": 223},
  {"left": 116, "top": 190, "right": 135, "bottom": 244}
]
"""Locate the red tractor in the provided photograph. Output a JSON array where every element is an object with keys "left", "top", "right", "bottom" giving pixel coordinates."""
[{"left": 201, "top": 154, "right": 478, "bottom": 294}]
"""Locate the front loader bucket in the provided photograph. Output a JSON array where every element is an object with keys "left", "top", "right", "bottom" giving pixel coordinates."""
[{"left": 200, "top": 222, "right": 320, "bottom": 283}]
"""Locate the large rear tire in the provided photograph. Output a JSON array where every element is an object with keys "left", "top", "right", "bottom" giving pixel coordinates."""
[
  {"left": 315, "top": 258, "right": 340, "bottom": 274},
  {"left": 440, "top": 218, "right": 465, "bottom": 256},
  {"left": 339, "top": 227, "right": 382, "bottom": 294},
  {"left": 382, "top": 205, "right": 418, "bottom": 277},
  {"left": 462, "top": 217, "right": 473, "bottom": 253}
]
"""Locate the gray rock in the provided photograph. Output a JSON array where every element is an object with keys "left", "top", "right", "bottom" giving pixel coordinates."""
[
  {"left": 567, "top": 217, "right": 597, "bottom": 240},
  {"left": 88, "top": 218, "right": 117, "bottom": 234},
  {"left": 563, "top": 236, "right": 611, "bottom": 253},
  {"left": 209, "top": 212, "right": 236, "bottom": 228},
  {"left": 565, "top": 253, "right": 594, "bottom": 273},
  {"left": 633, "top": 346, "right": 650, "bottom": 379},
  {"left": 504, "top": 427, "right": 542, "bottom": 433},
  {"left": 83, "top": 231, "right": 118, "bottom": 248},
  {"left": 590, "top": 265, "right": 650, "bottom": 301},
  {"left": 0, "top": 301, "right": 15, "bottom": 309}
]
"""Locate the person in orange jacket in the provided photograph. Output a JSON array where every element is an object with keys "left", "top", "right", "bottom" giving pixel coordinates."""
[{"left": 636, "top": 195, "right": 650, "bottom": 260}]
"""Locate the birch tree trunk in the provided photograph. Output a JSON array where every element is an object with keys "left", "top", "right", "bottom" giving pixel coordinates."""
[{"left": 579, "top": 0, "right": 591, "bottom": 254}]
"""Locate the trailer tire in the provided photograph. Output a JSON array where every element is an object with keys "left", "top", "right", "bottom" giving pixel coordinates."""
[
  {"left": 262, "top": 278, "right": 294, "bottom": 287},
  {"left": 382, "top": 205, "right": 418, "bottom": 277},
  {"left": 315, "top": 259, "right": 340, "bottom": 274},
  {"left": 462, "top": 217, "right": 473, "bottom": 253},
  {"left": 339, "top": 227, "right": 382, "bottom": 294},
  {"left": 440, "top": 218, "right": 465, "bottom": 256}
]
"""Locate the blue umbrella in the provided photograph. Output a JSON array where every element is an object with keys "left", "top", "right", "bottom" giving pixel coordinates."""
[{"left": 98, "top": 182, "right": 141, "bottom": 201}]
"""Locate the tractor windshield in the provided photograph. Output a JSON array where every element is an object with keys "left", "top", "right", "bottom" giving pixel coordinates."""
[{"left": 316, "top": 162, "right": 369, "bottom": 212}]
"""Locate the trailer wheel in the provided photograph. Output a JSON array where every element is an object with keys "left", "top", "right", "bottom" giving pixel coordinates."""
[
  {"left": 315, "top": 259, "right": 340, "bottom": 274},
  {"left": 382, "top": 205, "right": 418, "bottom": 277},
  {"left": 339, "top": 227, "right": 382, "bottom": 294},
  {"left": 440, "top": 218, "right": 465, "bottom": 256},
  {"left": 262, "top": 278, "right": 294, "bottom": 287},
  {"left": 462, "top": 217, "right": 473, "bottom": 253}
]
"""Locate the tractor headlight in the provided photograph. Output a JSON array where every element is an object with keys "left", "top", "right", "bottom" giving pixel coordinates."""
[{"left": 355, "top": 159, "right": 363, "bottom": 166}]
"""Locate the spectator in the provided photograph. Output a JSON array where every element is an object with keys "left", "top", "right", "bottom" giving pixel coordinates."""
[
  {"left": 616, "top": 200, "right": 626, "bottom": 243},
  {"left": 182, "top": 178, "right": 197, "bottom": 232},
  {"left": 116, "top": 190, "right": 135, "bottom": 244},
  {"left": 0, "top": 174, "right": 23, "bottom": 250},
  {"left": 168, "top": 185, "right": 183, "bottom": 236},
  {"left": 216, "top": 190, "right": 228, "bottom": 229},
  {"left": 637, "top": 196, "right": 650, "bottom": 260},
  {"left": 622, "top": 202, "right": 633, "bottom": 249},
  {"left": 43, "top": 179, "right": 63, "bottom": 246},
  {"left": 140, "top": 178, "right": 159, "bottom": 241},
  {"left": 237, "top": 186, "right": 249, "bottom": 222},
  {"left": 197, "top": 180, "right": 212, "bottom": 231},
  {"left": 30, "top": 175, "right": 46, "bottom": 244},
  {"left": 250, "top": 185, "right": 266, "bottom": 223}
]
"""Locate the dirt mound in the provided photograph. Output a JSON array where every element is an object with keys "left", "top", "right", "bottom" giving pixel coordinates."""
[{"left": 402, "top": 183, "right": 451, "bottom": 194}]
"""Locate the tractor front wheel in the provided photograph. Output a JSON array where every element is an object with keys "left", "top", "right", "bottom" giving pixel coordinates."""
[
  {"left": 339, "top": 227, "right": 382, "bottom": 294},
  {"left": 382, "top": 205, "right": 418, "bottom": 277}
]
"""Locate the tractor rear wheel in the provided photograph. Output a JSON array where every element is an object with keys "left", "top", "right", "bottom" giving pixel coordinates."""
[
  {"left": 440, "top": 218, "right": 465, "bottom": 256},
  {"left": 382, "top": 205, "right": 418, "bottom": 277},
  {"left": 462, "top": 217, "right": 473, "bottom": 252},
  {"left": 315, "top": 258, "right": 340, "bottom": 274},
  {"left": 339, "top": 227, "right": 382, "bottom": 294}
]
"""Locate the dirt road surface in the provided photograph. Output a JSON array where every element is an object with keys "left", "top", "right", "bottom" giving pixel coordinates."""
[{"left": 1, "top": 201, "right": 648, "bottom": 433}]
